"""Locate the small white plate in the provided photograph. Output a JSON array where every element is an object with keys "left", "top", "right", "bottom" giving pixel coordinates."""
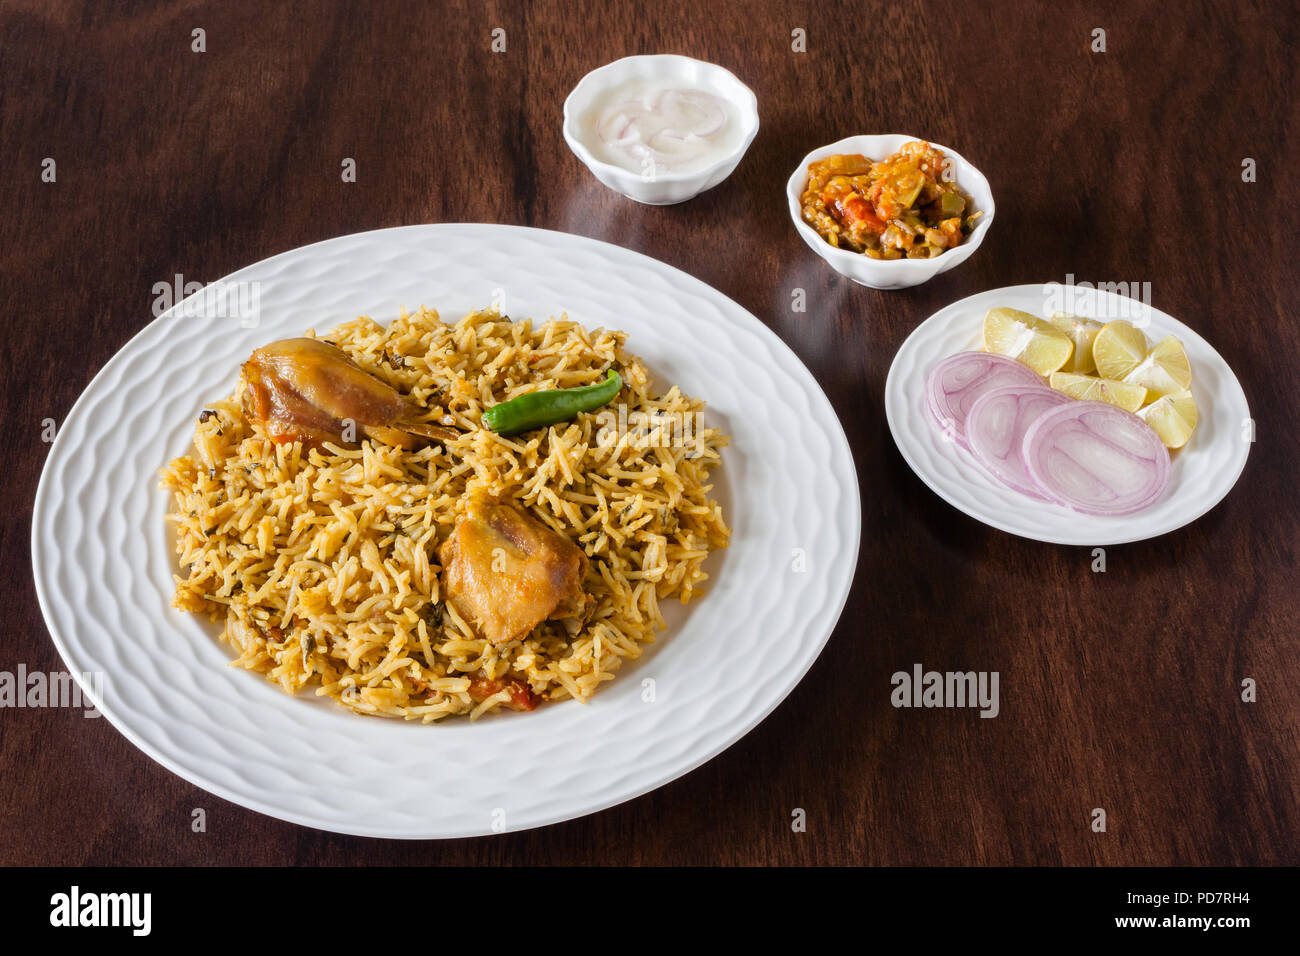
[
  {"left": 885, "top": 284, "right": 1252, "bottom": 545},
  {"left": 32, "top": 223, "right": 859, "bottom": 838}
]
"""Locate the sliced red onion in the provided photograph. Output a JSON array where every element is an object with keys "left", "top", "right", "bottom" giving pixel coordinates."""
[
  {"left": 966, "top": 385, "right": 1074, "bottom": 498},
  {"left": 651, "top": 90, "right": 728, "bottom": 138},
  {"left": 597, "top": 107, "right": 638, "bottom": 144},
  {"left": 1022, "top": 401, "right": 1170, "bottom": 515},
  {"left": 926, "top": 352, "right": 1046, "bottom": 448}
]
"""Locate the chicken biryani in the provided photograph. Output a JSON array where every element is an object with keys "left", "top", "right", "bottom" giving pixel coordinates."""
[{"left": 161, "top": 306, "right": 730, "bottom": 721}]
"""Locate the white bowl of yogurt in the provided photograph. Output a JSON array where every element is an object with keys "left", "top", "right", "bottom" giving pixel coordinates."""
[{"left": 563, "top": 55, "right": 759, "bottom": 205}]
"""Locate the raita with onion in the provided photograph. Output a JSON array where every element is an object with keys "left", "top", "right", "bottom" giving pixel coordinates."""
[{"left": 580, "top": 80, "right": 744, "bottom": 176}]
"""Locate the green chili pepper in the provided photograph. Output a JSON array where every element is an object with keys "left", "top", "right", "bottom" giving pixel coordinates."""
[
  {"left": 938, "top": 192, "right": 966, "bottom": 218},
  {"left": 481, "top": 369, "right": 622, "bottom": 436}
]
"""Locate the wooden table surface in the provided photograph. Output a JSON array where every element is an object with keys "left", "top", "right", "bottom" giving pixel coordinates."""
[{"left": 2, "top": 0, "right": 1296, "bottom": 866}]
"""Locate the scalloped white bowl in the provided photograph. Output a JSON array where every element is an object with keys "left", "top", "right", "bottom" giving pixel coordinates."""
[
  {"left": 31, "top": 223, "right": 859, "bottom": 837},
  {"left": 563, "top": 55, "right": 759, "bottom": 205},
  {"left": 786, "top": 134, "right": 995, "bottom": 290}
]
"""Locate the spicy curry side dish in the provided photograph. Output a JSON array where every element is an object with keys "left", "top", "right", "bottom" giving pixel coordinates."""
[{"left": 800, "top": 140, "right": 981, "bottom": 259}]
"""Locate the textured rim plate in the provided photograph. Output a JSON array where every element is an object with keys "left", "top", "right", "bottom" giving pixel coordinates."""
[
  {"left": 885, "top": 284, "right": 1250, "bottom": 545},
  {"left": 31, "top": 223, "right": 860, "bottom": 838}
]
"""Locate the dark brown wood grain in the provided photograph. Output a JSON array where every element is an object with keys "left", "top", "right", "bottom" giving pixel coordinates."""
[{"left": 1, "top": 0, "right": 1296, "bottom": 866}]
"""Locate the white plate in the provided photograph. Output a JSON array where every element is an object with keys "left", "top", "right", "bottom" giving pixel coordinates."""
[
  {"left": 885, "top": 284, "right": 1251, "bottom": 545},
  {"left": 31, "top": 224, "right": 859, "bottom": 838}
]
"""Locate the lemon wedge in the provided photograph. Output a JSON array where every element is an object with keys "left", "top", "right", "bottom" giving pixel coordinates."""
[
  {"left": 1123, "top": 335, "right": 1192, "bottom": 401},
  {"left": 1092, "top": 320, "right": 1151, "bottom": 381},
  {"left": 983, "top": 307, "right": 1074, "bottom": 375},
  {"left": 1048, "top": 313, "right": 1104, "bottom": 373},
  {"left": 1139, "top": 388, "right": 1198, "bottom": 448},
  {"left": 1048, "top": 371, "right": 1148, "bottom": 412}
]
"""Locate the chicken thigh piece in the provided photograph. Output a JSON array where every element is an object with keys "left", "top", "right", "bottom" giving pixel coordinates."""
[{"left": 438, "top": 496, "right": 589, "bottom": 645}]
